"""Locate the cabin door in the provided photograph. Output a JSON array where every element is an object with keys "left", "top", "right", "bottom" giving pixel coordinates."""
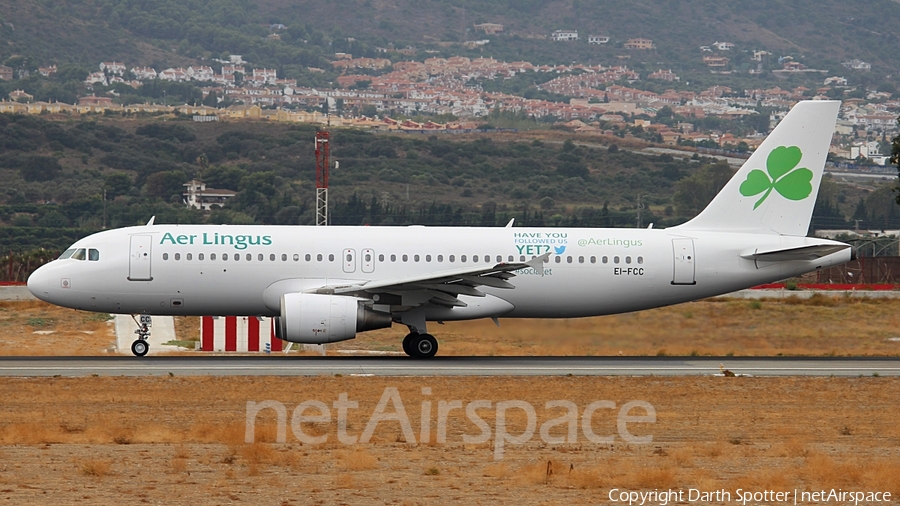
[
  {"left": 671, "top": 238, "right": 696, "bottom": 285},
  {"left": 128, "top": 235, "right": 153, "bottom": 281}
]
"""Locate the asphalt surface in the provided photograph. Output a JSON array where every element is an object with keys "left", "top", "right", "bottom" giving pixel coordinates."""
[{"left": 0, "top": 356, "right": 898, "bottom": 377}]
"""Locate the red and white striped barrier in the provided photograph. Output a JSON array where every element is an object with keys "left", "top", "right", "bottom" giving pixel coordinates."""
[{"left": 200, "top": 316, "right": 286, "bottom": 352}]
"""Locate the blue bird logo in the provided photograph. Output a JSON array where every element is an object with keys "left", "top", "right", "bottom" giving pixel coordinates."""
[{"left": 554, "top": 245, "right": 566, "bottom": 255}]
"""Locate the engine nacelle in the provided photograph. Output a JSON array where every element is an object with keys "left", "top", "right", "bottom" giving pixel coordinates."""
[{"left": 274, "top": 293, "right": 392, "bottom": 344}]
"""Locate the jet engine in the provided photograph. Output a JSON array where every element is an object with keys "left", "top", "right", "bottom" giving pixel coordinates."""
[{"left": 274, "top": 293, "right": 392, "bottom": 344}]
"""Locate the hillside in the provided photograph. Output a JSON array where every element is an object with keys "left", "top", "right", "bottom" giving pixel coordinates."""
[
  {"left": 1, "top": 112, "right": 894, "bottom": 258},
  {"left": 1, "top": 0, "right": 899, "bottom": 77}
]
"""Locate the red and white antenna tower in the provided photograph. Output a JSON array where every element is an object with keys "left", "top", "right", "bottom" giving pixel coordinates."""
[{"left": 315, "top": 131, "right": 330, "bottom": 226}]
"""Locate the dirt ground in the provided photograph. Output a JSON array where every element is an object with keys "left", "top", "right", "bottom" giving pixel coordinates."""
[
  {"left": 2, "top": 299, "right": 900, "bottom": 504},
  {"left": 1, "top": 376, "right": 899, "bottom": 505},
  {"left": 3, "top": 295, "right": 900, "bottom": 357}
]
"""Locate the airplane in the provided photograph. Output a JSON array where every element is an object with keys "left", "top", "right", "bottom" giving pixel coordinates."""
[{"left": 27, "top": 100, "right": 853, "bottom": 358}]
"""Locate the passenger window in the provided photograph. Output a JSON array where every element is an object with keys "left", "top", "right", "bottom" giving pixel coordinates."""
[
  {"left": 59, "top": 249, "right": 75, "bottom": 259},
  {"left": 555, "top": 256, "right": 561, "bottom": 263},
  {"left": 497, "top": 255, "right": 502, "bottom": 263},
  {"left": 347, "top": 253, "right": 352, "bottom": 262},
  {"left": 88, "top": 249, "right": 99, "bottom": 261},
  {"left": 508, "top": 255, "right": 514, "bottom": 262},
  {"left": 72, "top": 249, "right": 86, "bottom": 260},
  {"left": 174, "top": 253, "right": 181, "bottom": 261},
  {"left": 379, "top": 254, "right": 385, "bottom": 262},
  {"left": 637, "top": 256, "right": 644, "bottom": 264},
  {"left": 461, "top": 255, "right": 467, "bottom": 262},
  {"left": 614, "top": 256, "right": 620, "bottom": 264},
  {"left": 402, "top": 254, "right": 408, "bottom": 262},
  {"left": 294, "top": 254, "right": 300, "bottom": 261},
  {"left": 602, "top": 256, "right": 608, "bottom": 264},
  {"left": 391, "top": 254, "right": 396, "bottom": 262},
  {"left": 365, "top": 253, "right": 372, "bottom": 262},
  {"left": 520, "top": 256, "right": 525, "bottom": 261},
  {"left": 281, "top": 254, "right": 287, "bottom": 261},
  {"left": 187, "top": 253, "right": 192, "bottom": 261},
  {"left": 449, "top": 255, "right": 455, "bottom": 263},
  {"left": 414, "top": 254, "right": 419, "bottom": 262},
  {"left": 199, "top": 253, "right": 204, "bottom": 261},
  {"left": 625, "top": 256, "right": 632, "bottom": 264},
  {"left": 270, "top": 254, "right": 275, "bottom": 261},
  {"left": 317, "top": 254, "right": 323, "bottom": 261},
  {"left": 162, "top": 253, "right": 169, "bottom": 261},
  {"left": 256, "top": 254, "right": 261, "bottom": 261},
  {"left": 579, "top": 256, "right": 584, "bottom": 264},
  {"left": 328, "top": 254, "right": 334, "bottom": 262},
  {"left": 567, "top": 256, "right": 573, "bottom": 263},
  {"left": 590, "top": 256, "right": 596, "bottom": 264},
  {"left": 211, "top": 253, "right": 216, "bottom": 260},
  {"left": 234, "top": 254, "right": 239, "bottom": 261},
  {"left": 473, "top": 255, "right": 478, "bottom": 263},
  {"left": 437, "top": 255, "right": 443, "bottom": 262},
  {"left": 305, "top": 254, "right": 311, "bottom": 261},
  {"left": 426, "top": 254, "right": 432, "bottom": 262},
  {"left": 223, "top": 253, "right": 228, "bottom": 260}
]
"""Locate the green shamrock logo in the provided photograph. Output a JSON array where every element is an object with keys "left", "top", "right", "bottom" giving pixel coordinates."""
[{"left": 739, "top": 146, "right": 813, "bottom": 210}]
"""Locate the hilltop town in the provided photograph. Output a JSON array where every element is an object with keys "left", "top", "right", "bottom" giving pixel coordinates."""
[{"left": 1, "top": 49, "right": 897, "bottom": 163}]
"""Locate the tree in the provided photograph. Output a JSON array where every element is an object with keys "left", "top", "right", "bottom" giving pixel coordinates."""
[
  {"left": 143, "top": 171, "right": 187, "bottom": 199},
  {"left": 21, "top": 156, "right": 62, "bottom": 182},
  {"left": 893, "top": 117, "right": 900, "bottom": 205},
  {"left": 104, "top": 173, "right": 134, "bottom": 199}
]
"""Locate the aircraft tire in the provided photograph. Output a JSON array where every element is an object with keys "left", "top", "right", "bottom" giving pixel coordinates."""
[
  {"left": 131, "top": 339, "right": 149, "bottom": 357},
  {"left": 411, "top": 333, "right": 438, "bottom": 359},
  {"left": 402, "top": 333, "right": 415, "bottom": 356}
]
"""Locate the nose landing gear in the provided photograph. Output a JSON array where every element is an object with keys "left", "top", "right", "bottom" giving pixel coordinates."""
[{"left": 130, "top": 314, "right": 151, "bottom": 357}]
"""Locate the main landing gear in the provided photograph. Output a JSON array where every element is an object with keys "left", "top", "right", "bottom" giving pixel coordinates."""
[
  {"left": 130, "top": 314, "right": 151, "bottom": 357},
  {"left": 402, "top": 332, "right": 438, "bottom": 359}
]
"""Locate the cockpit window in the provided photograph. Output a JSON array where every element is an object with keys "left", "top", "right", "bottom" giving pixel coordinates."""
[
  {"left": 88, "top": 249, "right": 99, "bottom": 261},
  {"left": 71, "top": 248, "right": 87, "bottom": 260},
  {"left": 59, "top": 249, "right": 75, "bottom": 260}
]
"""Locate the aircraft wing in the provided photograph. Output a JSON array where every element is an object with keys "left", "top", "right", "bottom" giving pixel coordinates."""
[
  {"left": 314, "top": 252, "right": 550, "bottom": 308},
  {"left": 740, "top": 244, "right": 851, "bottom": 262}
]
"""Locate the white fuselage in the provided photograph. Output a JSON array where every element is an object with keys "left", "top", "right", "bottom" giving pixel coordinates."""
[{"left": 27, "top": 224, "right": 851, "bottom": 319}]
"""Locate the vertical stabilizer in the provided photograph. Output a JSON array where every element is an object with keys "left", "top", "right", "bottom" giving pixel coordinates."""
[{"left": 676, "top": 100, "right": 840, "bottom": 236}]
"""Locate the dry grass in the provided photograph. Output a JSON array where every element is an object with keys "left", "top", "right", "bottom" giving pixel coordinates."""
[
  {"left": 336, "top": 448, "right": 378, "bottom": 471},
  {"left": 345, "top": 295, "right": 900, "bottom": 357},
  {"left": 79, "top": 459, "right": 111, "bottom": 477},
  {"left": 0, "top": 376, "right": 898, "bottom": 503},
  {"left": 4, "top": 297, "right": 900, "bottom": 356},
  {"left": 170, "top": 457, "right": 188, "bottom": 474}
]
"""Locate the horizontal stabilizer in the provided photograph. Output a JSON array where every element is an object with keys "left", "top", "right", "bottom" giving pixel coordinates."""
[{"left": 740, "top": 244, "right": 850, "bottom": 262}]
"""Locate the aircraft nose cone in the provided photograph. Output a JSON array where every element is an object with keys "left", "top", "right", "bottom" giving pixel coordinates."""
[{"left": 26, "top": 265, "right": 50, "bottom": 301}]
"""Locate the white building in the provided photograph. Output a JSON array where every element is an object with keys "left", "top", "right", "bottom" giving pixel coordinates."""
[
  {"left": 588, "top": 35, "right": 610, "bottom": 45},
  {"left": 183, "top": 180, "right": 236, "bottom": 210},
  {"left": 131, "top": 67, "right": 158, "bottom": 80},
  {"left": 551, "top": 30, "right": 579, "bottom": 42},
  {"left": 712, "top": 41, "right": 734, "bottom": 51},
  {"left": 100, "top": 62, "right": 126, "bottom": 75},
  {"left": 159, "top": 68, "right": 188, "bottom": 81},
  {"left": 187, "top": 66, "right": 215, "bottom": 81},
  {"left": 842, "top": 59, "right": 871, "bottom": 71}
]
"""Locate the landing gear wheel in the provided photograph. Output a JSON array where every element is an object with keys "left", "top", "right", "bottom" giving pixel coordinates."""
[
  {"left": 402, "top": 333, "right": 415, "bottom": 356},
  {"left": 411, "top": 333, "right": 438, "bottom": 359},
  {"left": 131, "top": 339, "right": 149, "bottom": 357}
]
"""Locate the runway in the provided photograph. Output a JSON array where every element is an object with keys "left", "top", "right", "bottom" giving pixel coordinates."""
[{"left": 0, "top": 356, "right": 898, "bottom": 377}]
